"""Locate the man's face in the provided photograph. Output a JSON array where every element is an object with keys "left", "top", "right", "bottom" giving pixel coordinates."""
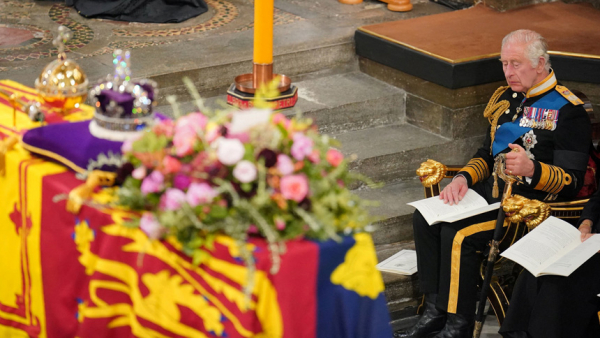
[{"left": 500, "top": 42, "right": 541, "bottom": 93}]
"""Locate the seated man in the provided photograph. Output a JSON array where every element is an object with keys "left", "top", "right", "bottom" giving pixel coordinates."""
[
  {"left": 395, "top": 29, "right": 592, "bottom": 338},
  {"left": 499, "top": 188, "right": 600, "bottom": 338}
]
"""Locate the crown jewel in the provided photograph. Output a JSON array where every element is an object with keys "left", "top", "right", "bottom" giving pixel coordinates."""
[{"left": 88, "top": 50, "right": 157, "bottom": 141}]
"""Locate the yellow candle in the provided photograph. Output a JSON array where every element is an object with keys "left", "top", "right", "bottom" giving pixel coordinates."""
[{"left": 253, "top": 0, "right": 274, "bottom": 64}]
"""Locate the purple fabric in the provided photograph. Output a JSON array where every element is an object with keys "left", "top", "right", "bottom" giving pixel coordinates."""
[
  {"left": 22, "top": 120, "right": 123, "bottom": 172},
  {"left": 97, "top": 82, "right": 154, "bottom": 118}
]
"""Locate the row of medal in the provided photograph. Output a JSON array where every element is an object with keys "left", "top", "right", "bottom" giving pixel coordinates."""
[{"left": 519, "top": 106, "right": 559, "bottom": 131}]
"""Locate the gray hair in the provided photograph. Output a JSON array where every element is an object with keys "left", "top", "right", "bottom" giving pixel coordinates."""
[{"left": 501, "top": 29, "right": 551, "bottom": 71}]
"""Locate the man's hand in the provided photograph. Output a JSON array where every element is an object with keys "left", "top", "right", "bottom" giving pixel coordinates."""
[
  {"left": 439, "top": 175, "right": 468, "bottom": 205},
  {"left": 579, "top": 219, "right": 594, "bottom": 242},
  {"left": 505, "top": 144, "right": 535, "bottom": 177}
]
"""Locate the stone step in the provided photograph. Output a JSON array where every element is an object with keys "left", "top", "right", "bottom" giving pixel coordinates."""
[
  {"left": 157, "top": 70, "right": 406, "bottom": 134},
  {"left": 355, "top": 177, "right": 425, "bottom": 245},
  {"left": 333, "top": 123, "right": 483, "bottom": 184},
  {"left": 375, "top": 240, "right": 421, "bottom": 322}
]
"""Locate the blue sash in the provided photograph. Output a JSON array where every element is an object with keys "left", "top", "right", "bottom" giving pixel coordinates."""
[{"left": 492, "top": 90, "right": 568, "bottom": 156}]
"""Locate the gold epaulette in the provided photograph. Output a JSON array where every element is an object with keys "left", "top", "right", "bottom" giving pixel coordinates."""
[
  {"left": 555, "top": 85, "right": 583, "bottom": 105},
  {"left": 483, "top": 86, "right": 510, "bottom": 154}
]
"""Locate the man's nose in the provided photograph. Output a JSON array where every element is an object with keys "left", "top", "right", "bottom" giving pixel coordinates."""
[{"left": 504, "top": 65, "right": 514, "bottom": 77}]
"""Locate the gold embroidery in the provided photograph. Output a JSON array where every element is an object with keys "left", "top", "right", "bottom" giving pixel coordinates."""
[
  {"left": 460, "top": 158, "right": 489, "bottom": 184},
  {"left": 535, "top": 162, "right": 570, "bottom": 194},
  {"left": 448, "top": 220, "right": 501, "bottom": 314}
]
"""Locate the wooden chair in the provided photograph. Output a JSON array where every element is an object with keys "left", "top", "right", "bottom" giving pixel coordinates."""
[{"left": 414, "top": 89, "right": 599, "bottom": 325}]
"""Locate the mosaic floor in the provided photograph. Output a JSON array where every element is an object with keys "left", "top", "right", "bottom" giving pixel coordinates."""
[{"left": 0, "top": 0, "right": 303, "bottom": 63}]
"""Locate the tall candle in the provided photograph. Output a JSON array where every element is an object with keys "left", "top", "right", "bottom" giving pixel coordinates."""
[{"left": 253, "top": 0, "right": 274, "bottom": 64}]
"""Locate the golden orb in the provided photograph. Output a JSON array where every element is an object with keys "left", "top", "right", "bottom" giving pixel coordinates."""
[{"left": 35, "top": 58, "right": 88, "bottom": 115}]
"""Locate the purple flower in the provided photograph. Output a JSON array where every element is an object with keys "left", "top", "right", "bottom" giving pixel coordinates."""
[
  {"left": 290, "top": 133, "right": 313, "bottom": 161},
  {"left": 217, "top": 138, "right": 245, "bottom": 166},
  {"left": 186, "top": 182, "right": 217, "bottom": 207},
  {"left": 276, "top": 154, "right": 294, "bottom": 175},
  {"left": 233, "top": 160, "right": 257, "bottom": 183},
  {"left": 173, "top": 174, "right": 192, "bottom": 190},
  {"left": 160, "top": 188, "right": 186, "bottom": 211},
  {"left": 140, "top": 212, "right": 165, "bottom": 240},
  {"left": 140, "top": 170, "right": 164, "bottom": 195}
]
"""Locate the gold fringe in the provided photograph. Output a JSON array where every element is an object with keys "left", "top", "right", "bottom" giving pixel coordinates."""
[
  {"left": 67, "top": 170, "right": 117, "bottom": 214},
  {"left": 0, "top": 135, "right": 19, "bottom": 176},
  {"left": 483, "top": 86, "right": 511, "bottom": 155},
  {"left": 492, "top": 172, "right": 499, "bottom": 198}
]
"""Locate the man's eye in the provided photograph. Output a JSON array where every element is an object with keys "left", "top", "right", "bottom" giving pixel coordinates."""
[{"left": 514, "top": 63, "right": 520, "bottom": 68}]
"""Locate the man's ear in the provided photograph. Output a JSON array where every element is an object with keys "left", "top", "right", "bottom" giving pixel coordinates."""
[{"left": 536, "top": 57, "right": 546, "bottom": 73}]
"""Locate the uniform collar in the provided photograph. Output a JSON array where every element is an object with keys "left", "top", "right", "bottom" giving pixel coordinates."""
[{"left": 525, "top": 70, "right": 556, "bottom": 98}]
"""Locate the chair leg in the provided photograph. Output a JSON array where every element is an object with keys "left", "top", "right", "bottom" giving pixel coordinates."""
[{"left": 487, "top": 280, "right": 510, "bottom": 325}]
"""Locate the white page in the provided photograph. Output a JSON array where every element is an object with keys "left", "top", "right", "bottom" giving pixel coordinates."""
[
  {"left": 540, "top": 235, "right": 600, "bottom": 276},
  {"left": 501, "top": 217, "right": 581, "bottom": 276},
  {"left": 440, "top": 202, "right": 501, "bottom": 223},
  {"left": 407, "top": 189, "right": 491, "bottom": 225},
  {"left": 376, "top": 249, "right": 418, "bottom": 275}
]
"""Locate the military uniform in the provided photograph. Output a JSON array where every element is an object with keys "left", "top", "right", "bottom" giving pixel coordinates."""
[
  {"left": 499, "top": 189, "right": 600, "bottom": 338},
  {"left": 413, "top": 70, "right": 592, "bottom": 316}
]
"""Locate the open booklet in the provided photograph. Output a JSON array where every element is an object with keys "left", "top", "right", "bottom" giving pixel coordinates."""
[
  {"left": 501, "top": 216, "right": 600, "bottom": 277},
  {"left": 376, "top": 249, "right": 418, "bottom": 275},
  {"left": 407, "top": 189, "right": 501, "bottom": 225}
]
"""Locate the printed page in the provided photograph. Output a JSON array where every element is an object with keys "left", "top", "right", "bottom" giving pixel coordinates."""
[
  {"left": 500, "top": 216, "right": 581, "bottom": 276},
  {"left": 407, "top": 189, "right": 491, "bottom": 225},
  {"left": 540, "top": 235, "right": 600, "bottom": 276},
  {"left": 376, "top": 249, "right": 418, "bottom": 275}
]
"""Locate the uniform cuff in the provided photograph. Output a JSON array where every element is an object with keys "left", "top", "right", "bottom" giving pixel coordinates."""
[{"left": 530, "top": 161, "right": 572, "bottom": 194}]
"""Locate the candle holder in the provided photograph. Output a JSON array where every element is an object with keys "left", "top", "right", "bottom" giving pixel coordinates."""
[
  {"left": 228, "top": 64, "right": 298, "bottom": 110},
  {"left": 338, "top": 0, "right": 412, "bottom": 12}
]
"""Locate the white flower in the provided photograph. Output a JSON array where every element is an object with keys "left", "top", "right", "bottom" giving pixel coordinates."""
[
  {"left": 216, "top": 138, "right": 245, "bottom": 165},
  {"left": 233, "top": 160, "right": 257, "bottom": 183}
]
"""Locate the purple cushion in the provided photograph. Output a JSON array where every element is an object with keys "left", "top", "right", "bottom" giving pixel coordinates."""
[{"left": 21, "top": 120, "right": 123, "bottom": 173}]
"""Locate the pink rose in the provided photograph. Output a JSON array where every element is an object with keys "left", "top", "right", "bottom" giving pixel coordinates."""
[
  {"left": 173, "top": 127, "right": 197, "bottom": 157},
  {"left": 131, "top": 166, "right": 147, "bottom": 180},
  {"left": 162, "top": 156, "right": 182, "bottom": 174},
  {"left": 248, "top": 224, "right": 259, "bottom": 234},
  {"left": 160, "top": 188, "right": 186, "bottom": 211},
  {"left": 176, "top": 112, "right": 207, "bottom": 133},
  {"left": 140, "top": 170, "right": 164, "bottom": 195},
  {"left": 153, "top": 119, "right": 175, "bottom": 138},
  {"left": 186, "top": 182, "right": 217, "bottom": 207},
  {"left": 280, "top": 174, "right": 309, "bottom": 202},
  {"left": 121, "top": 138, "right": 135, "bottom": 153},
  {"left": 272, "top": 113, "right": 291, "bottom": 129},
  {"left": 233, "top": 160, "right": 257, "bottom": 183},
  {"left": 326, "top": 149, "right": 344, "bottom": 167},
  {"left": 308, "top": 149, "right": 320, "bottom": 163},
  {"left": 276, "top": 154, "right": 294, "bottom": 175},
  {"left": 217, "top": 138, "right": 245, "bottom": 166},
  {"left": 291, "top": 133, "right": 313, "bottom": 161},
  {"left": 140, "top": 212, "right": 166, "bottom": 240},
  {"left": 275, "top": 218, "right": 286, "bottom": 230}
]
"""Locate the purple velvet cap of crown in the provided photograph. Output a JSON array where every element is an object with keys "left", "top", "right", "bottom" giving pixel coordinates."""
[
  {"left": 22, "top": 120, "right": 123, "bottom": 172},
  {"left": 97, "top": 82, "right": 155, "bottom": 118}
]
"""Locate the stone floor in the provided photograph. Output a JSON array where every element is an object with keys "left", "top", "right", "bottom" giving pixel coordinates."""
[{"left": 0, "top": 0, "right": 450, "bottom": 95}]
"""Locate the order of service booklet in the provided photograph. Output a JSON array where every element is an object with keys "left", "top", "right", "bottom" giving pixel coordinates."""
[
  {"left": 376, "top": 249, "right": 418, "bottom": 275},
  {"left": 407, "top": 189, "right": 501, "bottom": 225},
  {"left": 501, "top": 216, "right": 600, "bottom": 277}
]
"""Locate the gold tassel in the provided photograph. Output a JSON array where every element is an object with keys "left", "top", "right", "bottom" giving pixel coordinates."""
[
  {"left": 0, "top": 135, "right": 18, "bottom": 176},
  {"left": 492, "top": 172, "right": 499, "bottom": 198},
  {"left": 66, "top": 170, "right": 117, "bottom": 214}
]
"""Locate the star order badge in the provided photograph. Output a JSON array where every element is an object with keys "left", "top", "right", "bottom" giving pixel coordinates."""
[{"left": 522, "top": 130, "right": 537, "bottom": 159}]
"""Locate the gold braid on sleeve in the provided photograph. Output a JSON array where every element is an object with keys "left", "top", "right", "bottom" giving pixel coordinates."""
[{"left": 483, "top": 86, "right": 510, "bottom": 155}]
